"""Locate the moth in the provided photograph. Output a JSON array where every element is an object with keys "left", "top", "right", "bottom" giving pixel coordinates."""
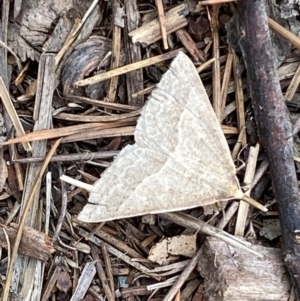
[{"left": 73, "top": 52, "right": 267, "bottom": 223}]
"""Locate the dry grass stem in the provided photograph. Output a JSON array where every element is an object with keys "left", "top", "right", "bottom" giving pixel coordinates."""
[
  {"left": 0, "top": 40, "right": 22, "bottom": 71},
  {"left": 60, "top": 175, "right": 93, "bottom": 192},
  {"left": 155, "top": 0, "right": 168, "bottom": 49},
  {"left": 269, "top": 17, "right": 300, "bottom": 49},
  {"left": 176, "top": 28, "right": 205, "bottom": 62},
  {"left": 107, "top": 0, "right": 122, "bottom": 103},
  {"left": 1, "top": 122, "right": 135, "bottom": 146},
  {"left": 75, "top": 48, "right": 189, "bottom": 86},
  {"left": 0, "top": 76, "right": 31, "bottom": 151},
  {"left": 197, "top": 57, "right": 215, "bottom": 73},
  {"left": 235, "top": 143, "right": 260, "bottom": 236},
  {"left": 231, "top": 125, "right": 246, "bottom": 159},
  {"left": 220, "top": 51, "right": 234, "bottom": 116},
  {"left": 210, "top": 5, "right": 222, "bottom": 120},
  {"left": 285, "top": 63, "right": 300, "bottom": 101},
  {"left": 68, "top": 95, "right": 140, "bottom": 111},
  {"left": 233, "top": 52, "right": 246, "bottom": 146}
]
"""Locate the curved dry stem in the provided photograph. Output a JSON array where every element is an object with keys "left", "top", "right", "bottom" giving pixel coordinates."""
[{"left": 235, "top": 190, "right": 268, "bottom": 212}]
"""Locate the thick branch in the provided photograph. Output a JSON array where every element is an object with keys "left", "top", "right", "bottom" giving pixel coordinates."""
[{"left": 237, "top": 0, "right": 300, "bottom": 295}]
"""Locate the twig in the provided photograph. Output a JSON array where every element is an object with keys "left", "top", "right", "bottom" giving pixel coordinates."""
[
  {"left": 251, "top": 158, "right": 269, "bottom": 189},
  {"left": 55, "top": 0, "right": 99, "bottom": 66},
  {"left": 52, "top": 164, "right": 68, "bottom": 242},
  {"left": 53, "top": 109, "right": 141, "bottom": 122},
  {"left": 196, "top": 58, "right": 215, "bottom": 73},
  {"left": 237, "top": 0, "right": 300, "bottom": 294},
  {"left": 176, "top": 29, "right": 205, "bottom": 62},
  {"left": 107, "top": 0, "right": 122, "bottom": 103},
  {"left": 220, "top": 51, "right": 233, "bottom": 117},
  {"left": 235, "top": 143, "right": 260, "bottom": 236},
  {"left": 67, "top": 95, "right": 140, "bottom": 111},
  {"left": 132, "top": 85, "right": 156, "bottom": 98},
  {"left": 1, "top": 0, "right": 9, "bottom": 64},
  {"left": 216, "top": 201, "right": 239, "bottom": 229},
  {"left": 91, "top": 244, "right": 115, "bottom": 301},
  {"left": 231, "top": 125, "right": 246, "bottom": 159},
  {"left": 72, "top": 0, "right": 99, "bottom": 38},
  {"left": 45, "top": 172, "right": 51, "bottom": 235},
  {"left": 12, "top": 150, "right": 118, "bottom": 164},
  {"left": 1, "top": 122, "right": 135, "bottom": 146},
  {"left": 61, "top": 125, "right": 136, "bottom": 144},
  {"left": 210, "top": 5, "right": 222, "bottom": 120},
  {"left": 155, "top": 0, "right": 168, "bottom": 49},
  {"left": 101, "top": 243, "right": 115, "bottom": 297},
  {"left": 233, "top": 52, "right": 246, "bottom": 146},
  {"left": 41, "top": 265, "right": 62, "bottom": 301},
  {"left": 0, "top": 40, "right": 22, "bottom": 71},
  {"left": 163, "top": 248, "right": 202, "bottom": 301},
  {"left": 60, "top": 175, "right": 93, "bottom": 192},
  {"left": 180, "top": 279, "right": 201, "bottom": 301}
]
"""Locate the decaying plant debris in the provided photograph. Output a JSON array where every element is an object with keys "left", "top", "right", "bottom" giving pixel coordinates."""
[{"left": 0, "top": 0, "right": 300, "bottom": 300}]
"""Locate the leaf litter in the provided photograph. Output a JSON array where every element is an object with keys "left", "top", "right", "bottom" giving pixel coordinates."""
[{"left": 0, "top": 0, "right": 298, "bottom": 300}]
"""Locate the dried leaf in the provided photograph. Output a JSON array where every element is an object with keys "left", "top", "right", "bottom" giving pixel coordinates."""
[
  {"left": 71, "top": 241, "right": 91, "bottom": 254},
  {"left": 5, "top": 154, "right": 21, "bottom": 202},
  {"left": 148, "top": 239, "right": 168, "bottom": 265},
  {"left": 167, "top": 234, "right": 197, "bottom": 257},
  {"left": 100, "top": 137, "right": 121, "bottom": 151},
  {"left": 260, "top": 219, "right": 282, "bottom": 240},
  {"left": 17, "top": 80, "right": 37, "bottom": 101},
  {"left": 64, "top": 257, "right": 80, "bottom": 269},
  {"left": 0, "top": 191, "right": 10, "bottom": 200},
  {"left": 56, "top": 271, "right": 72, "bottom": 293},
  {"left": 149, "top": 235, "right": 196, "bottom": 265},
  {"left": 81, "top": 294, "right": 96, "bottom": 301}
]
